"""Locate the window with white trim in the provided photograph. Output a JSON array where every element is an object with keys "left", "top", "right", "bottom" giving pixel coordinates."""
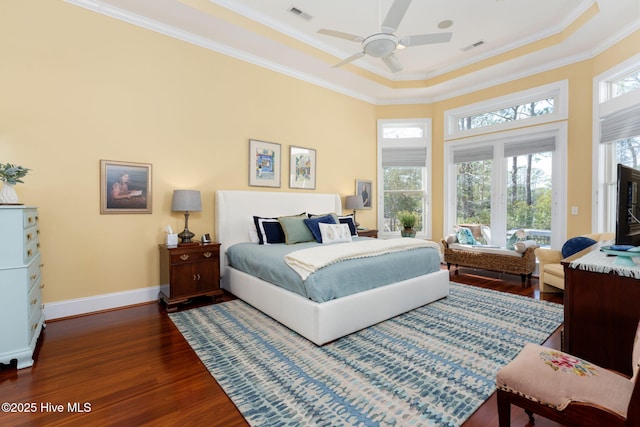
[
  {"left": 377, "top": 119, "right": 431, "bottom": 239},
  {"left": 445, "top": 81, "right": 568, "bottom": 141},
  {"left": 594, "top": 56, "right": 640, "bottom": 233}
]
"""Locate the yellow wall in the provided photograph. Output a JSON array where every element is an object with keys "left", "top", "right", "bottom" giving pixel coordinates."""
[
  {"left": 1, "top": 1, "right": 639, "bottom": 308},
  {"left": 0, "top": 1, "right": 376, "bottom": 304}
]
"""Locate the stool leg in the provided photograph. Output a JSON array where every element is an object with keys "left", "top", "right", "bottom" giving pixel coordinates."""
[{"left": 496, "top": 390, "right": 512, "bottom": 427}]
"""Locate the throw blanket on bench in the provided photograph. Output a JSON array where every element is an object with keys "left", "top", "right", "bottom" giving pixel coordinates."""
[{"left": 285, "top": 238, "right": 440, "bottom": 280}]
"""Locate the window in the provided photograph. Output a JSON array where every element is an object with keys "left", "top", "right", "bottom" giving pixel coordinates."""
[
  {"left": 611, "top": 70, "right": 640, "bottom": 98},
  {"left": 594, "top": 55, "right": 640, "bottom": 232},
  {"left": 445, "top": 81, "right": 568, "bottom": 140},
  {"left": 457, "top": 98, "right": 554, "bottom": 131},
  {"left": 448, "top": 130, "right": 561, "bottom": 248},
  {"left": 377, "top": 119, "right": 431, "bottom": 239}
]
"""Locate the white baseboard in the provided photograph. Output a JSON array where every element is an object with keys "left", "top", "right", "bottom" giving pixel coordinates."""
[{"left": 44, "top": 285, "right": 168, "bottom": 320}]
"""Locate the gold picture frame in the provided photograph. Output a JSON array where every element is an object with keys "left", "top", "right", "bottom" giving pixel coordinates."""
[{"left": 100, "top": 160, "right": 152, "bottom": 214}]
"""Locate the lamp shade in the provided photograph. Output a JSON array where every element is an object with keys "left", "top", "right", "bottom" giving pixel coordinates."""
[
  {"left": 171, "top": 190, "right": 202, "bottom": 212},
  {"left": 345, "top": 195, "right": 364, "bottom": 210}
]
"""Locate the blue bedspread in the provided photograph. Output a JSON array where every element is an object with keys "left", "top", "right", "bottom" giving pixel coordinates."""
[{"left": 226, "top": 238, "right": 441, "bottom": 303}]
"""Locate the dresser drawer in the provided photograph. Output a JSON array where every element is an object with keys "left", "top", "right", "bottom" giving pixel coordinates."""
[
  {"left": 24, "top": 225, "right": 39, "bottom": 246},
  {"left": 28, "top": 282, "right": 43, "bottom": 342},
  {"left": 25, "top": 238, "right": 40, "bottom": 264},
  {"left": 27, "top": 255, "right": 41, "bottom": 290},
  {"left": 23, "top": 210, "right": 39, "bottom": 229}
]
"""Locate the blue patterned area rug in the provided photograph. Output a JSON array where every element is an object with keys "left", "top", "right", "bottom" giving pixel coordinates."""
[{"left": 169, "top": 283, "right": 563, "bottom": 426}]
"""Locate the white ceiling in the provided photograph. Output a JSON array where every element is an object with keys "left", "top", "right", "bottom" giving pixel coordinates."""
[{"left": 67, "top": 0, "right": 640, "bottom": 104}]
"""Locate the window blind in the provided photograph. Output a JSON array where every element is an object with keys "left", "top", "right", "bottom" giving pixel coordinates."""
[
  {"left": 452, "top": 146, "right": 493, "bottom": 163},
  {"left": 504, "top": 136, "right": 555, "bottom": 157},
  {"left": 381, "top": 147, "right": 427, "bottom": 167},
  {"left": 600, "top": 103, "right": 640, "bottom": 143}
]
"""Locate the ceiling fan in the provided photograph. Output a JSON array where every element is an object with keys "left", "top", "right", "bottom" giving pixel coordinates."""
[{"left": 317, "top": 0, "right": 452, "bottom": 73}]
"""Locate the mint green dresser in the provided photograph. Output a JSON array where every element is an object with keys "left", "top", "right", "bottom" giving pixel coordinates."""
[{"left": 0, "top": 206, "right": 44, "bottom": 369}]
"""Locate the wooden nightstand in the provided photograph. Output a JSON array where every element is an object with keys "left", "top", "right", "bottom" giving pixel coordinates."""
[
  {"left": 357, "top": 229, "right": 378, "bottom": 238},
  {"left": 158, "top": 243, "right": 223, "bottom": 312}
]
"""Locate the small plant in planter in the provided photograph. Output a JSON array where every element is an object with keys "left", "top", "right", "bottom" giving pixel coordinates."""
[
  {"left": 0, "top": 163, "right": 31, "bottom": 204},
  {"left": 397, "top": 211, "right": 418, "bottom": 238},
  {"left": 0, "top": 163, "right": 30, "bottom": 185}
]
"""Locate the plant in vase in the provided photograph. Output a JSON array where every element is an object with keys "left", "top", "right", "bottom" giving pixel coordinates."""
[
  {"left": 0, "top": 163, "right": 31, "bottom": 204},
  {"left": 398, "top": 211, "right": 418, "bottom": 238}
]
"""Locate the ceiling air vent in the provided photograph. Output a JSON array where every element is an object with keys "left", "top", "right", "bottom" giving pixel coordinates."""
[
  {"left": 462, "top": 40, "right": 485, "bottom": 52},
  {"left": 288, "top": 6, "right": 312, "bottom": 21}
]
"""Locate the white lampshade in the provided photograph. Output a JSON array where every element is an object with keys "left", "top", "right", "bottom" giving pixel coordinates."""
[{"left": 171, "top": 190, "right": 202, "bottom": 212}]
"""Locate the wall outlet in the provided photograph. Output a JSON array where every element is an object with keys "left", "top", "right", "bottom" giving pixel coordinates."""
[{"left": 571, "top": 206, "right": 579, "bottom": 215}]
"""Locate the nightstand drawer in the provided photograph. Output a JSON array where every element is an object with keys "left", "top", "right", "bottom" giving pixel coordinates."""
[{"left": 169, "top": 248, "right": 218, "bottom": 264}]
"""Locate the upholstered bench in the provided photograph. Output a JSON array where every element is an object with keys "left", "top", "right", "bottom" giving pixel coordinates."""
[{"left": 441, "top": 238, "right": 538, "bottom": 283}]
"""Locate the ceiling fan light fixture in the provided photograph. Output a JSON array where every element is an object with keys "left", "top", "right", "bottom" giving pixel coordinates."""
[{"left": 363, "top": 34, "right": 398, "bottom": 58}]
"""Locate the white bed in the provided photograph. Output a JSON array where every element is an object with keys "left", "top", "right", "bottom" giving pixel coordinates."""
[{"left": 215, "top": 190, "right": 450, "bottom": 345}]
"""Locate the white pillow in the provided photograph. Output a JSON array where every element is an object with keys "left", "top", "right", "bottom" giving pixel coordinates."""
[
  {"left": 248, "top": 222, "right": 260, "bottom": 243},
  {"left": 514, "top": 239, "right": 537, "bottom": 253},
  {"left": 319, "top": 223, "right": 352, "bottom": 244}
]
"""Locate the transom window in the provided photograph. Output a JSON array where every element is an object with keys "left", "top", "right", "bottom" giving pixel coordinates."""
[
  {"left": 611, "top": 70, "right": 640, "bottom": 98},
  {"left": 457, "top": 98, "right": 554, "bottom": 131},
  {"left": 444, "top": 80, "right": 568, "bottom": 140}
]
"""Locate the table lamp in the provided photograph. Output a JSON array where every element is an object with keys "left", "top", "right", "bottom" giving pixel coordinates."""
[
  {"left": 345, "top": 195, "right": 364, "bottom": 227},
  {"left": 171, "top": 189, "right": 202, "bottom": 244}
]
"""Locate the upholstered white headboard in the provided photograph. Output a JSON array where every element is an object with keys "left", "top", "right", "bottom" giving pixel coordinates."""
[{"left": 215, "top": 190, "right": 342, "bottom": 274}]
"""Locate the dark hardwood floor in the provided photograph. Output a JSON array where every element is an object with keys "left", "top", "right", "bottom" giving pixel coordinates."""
[{"left": 0, "top": 267, "right": 564, "bottom": 426}]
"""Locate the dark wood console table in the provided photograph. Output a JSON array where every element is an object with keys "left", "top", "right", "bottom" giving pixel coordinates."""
[{"left": 563, "top": 248, "right": 640, "bottom": 376}]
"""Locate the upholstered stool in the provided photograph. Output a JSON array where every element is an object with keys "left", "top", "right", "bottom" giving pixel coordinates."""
[{"left": 495, "top": 333, "right": 640, "bottom": 427}]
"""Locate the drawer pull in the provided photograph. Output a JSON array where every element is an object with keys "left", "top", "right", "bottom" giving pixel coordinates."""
[
  {"left": 28, "top": 216, "right": 33, "bottom": 224},
  {"left": 32, "top": 323, "right": 38, "bottom": 330},
  {"left": 40, "top": 283, "right": 45, "bottom": 289},
  {"left": 180, "top": 254, "right": 189, "bottom": 261},
  {"left": 31, "top": 298, "right": 37, "bottom": 305},
  {"left": 193, "top": 273, "right": 201, "bottom": 281},
  {"left": 27, "top": 249, "right": 33, "bottom": 257},
  {"left": 37, "top": 243, "right": 40, "bottom": 249},
  {"left": 204, "top": 252, "right": 212, "bottom": 258},
  {"left": 30, "top": 274, "right": 37, "bottom": 280},
  {"left": 27, "top": 233, "right": 32, "bottom": 241}
]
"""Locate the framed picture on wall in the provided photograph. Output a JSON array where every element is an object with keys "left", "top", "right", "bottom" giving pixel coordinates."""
[
  {"left": 289, "top": 146, "right": 316, "bottom": 189},
  {"left": 356, "top": 179, "right": 372, "bottom": 209},
  {"left": 249, "top": 139, "right": 281, "bottom": 187},
  {"left": 100, "top": 160, "right": 152, "bottom": 214}
]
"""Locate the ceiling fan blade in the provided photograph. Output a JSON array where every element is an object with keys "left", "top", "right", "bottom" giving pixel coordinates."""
[
  {"left": 317, "top": 29, "right": 364, "bottom": 43},
  {"left": 333, "top": 52, "right": 365, "bottom": 68},
  {"left": 381, "top": 0, "right": 412, "bottom": 34},
  {"left": 382, "top": 53, "right": 403, "bottom": 73},
  {"left": 400, "top": 32, "right": 453, "bottom": 47}
]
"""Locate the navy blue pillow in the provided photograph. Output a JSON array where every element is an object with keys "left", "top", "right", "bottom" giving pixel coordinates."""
[
  {"left": 253, "top": 216, "right": 285, "bottom": 245},
  {"left": 561, "top": 236, "right": 597, "bottom": 258},
  {"left": 338, "top": 215, "right": 357, "bottom": 236},
  {"left": 303, "top": 214, "right": 337, "bottom": 243}
]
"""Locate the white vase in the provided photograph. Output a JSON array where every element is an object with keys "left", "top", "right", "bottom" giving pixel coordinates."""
[{"left": 0, "top": 183, "right": 19, "bottom": 204}]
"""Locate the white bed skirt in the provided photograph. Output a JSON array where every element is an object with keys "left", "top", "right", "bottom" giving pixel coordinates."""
[{"left": 222, "top": 267, "right": 450, "bottom": 345}]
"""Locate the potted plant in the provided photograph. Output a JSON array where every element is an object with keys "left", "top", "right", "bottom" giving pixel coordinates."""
[
  {"left": 0, "top": 163, "right": 30, "bottom": 204},
  {"left": 398, "top": 211, "right": 418, "bottom": 238}
]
